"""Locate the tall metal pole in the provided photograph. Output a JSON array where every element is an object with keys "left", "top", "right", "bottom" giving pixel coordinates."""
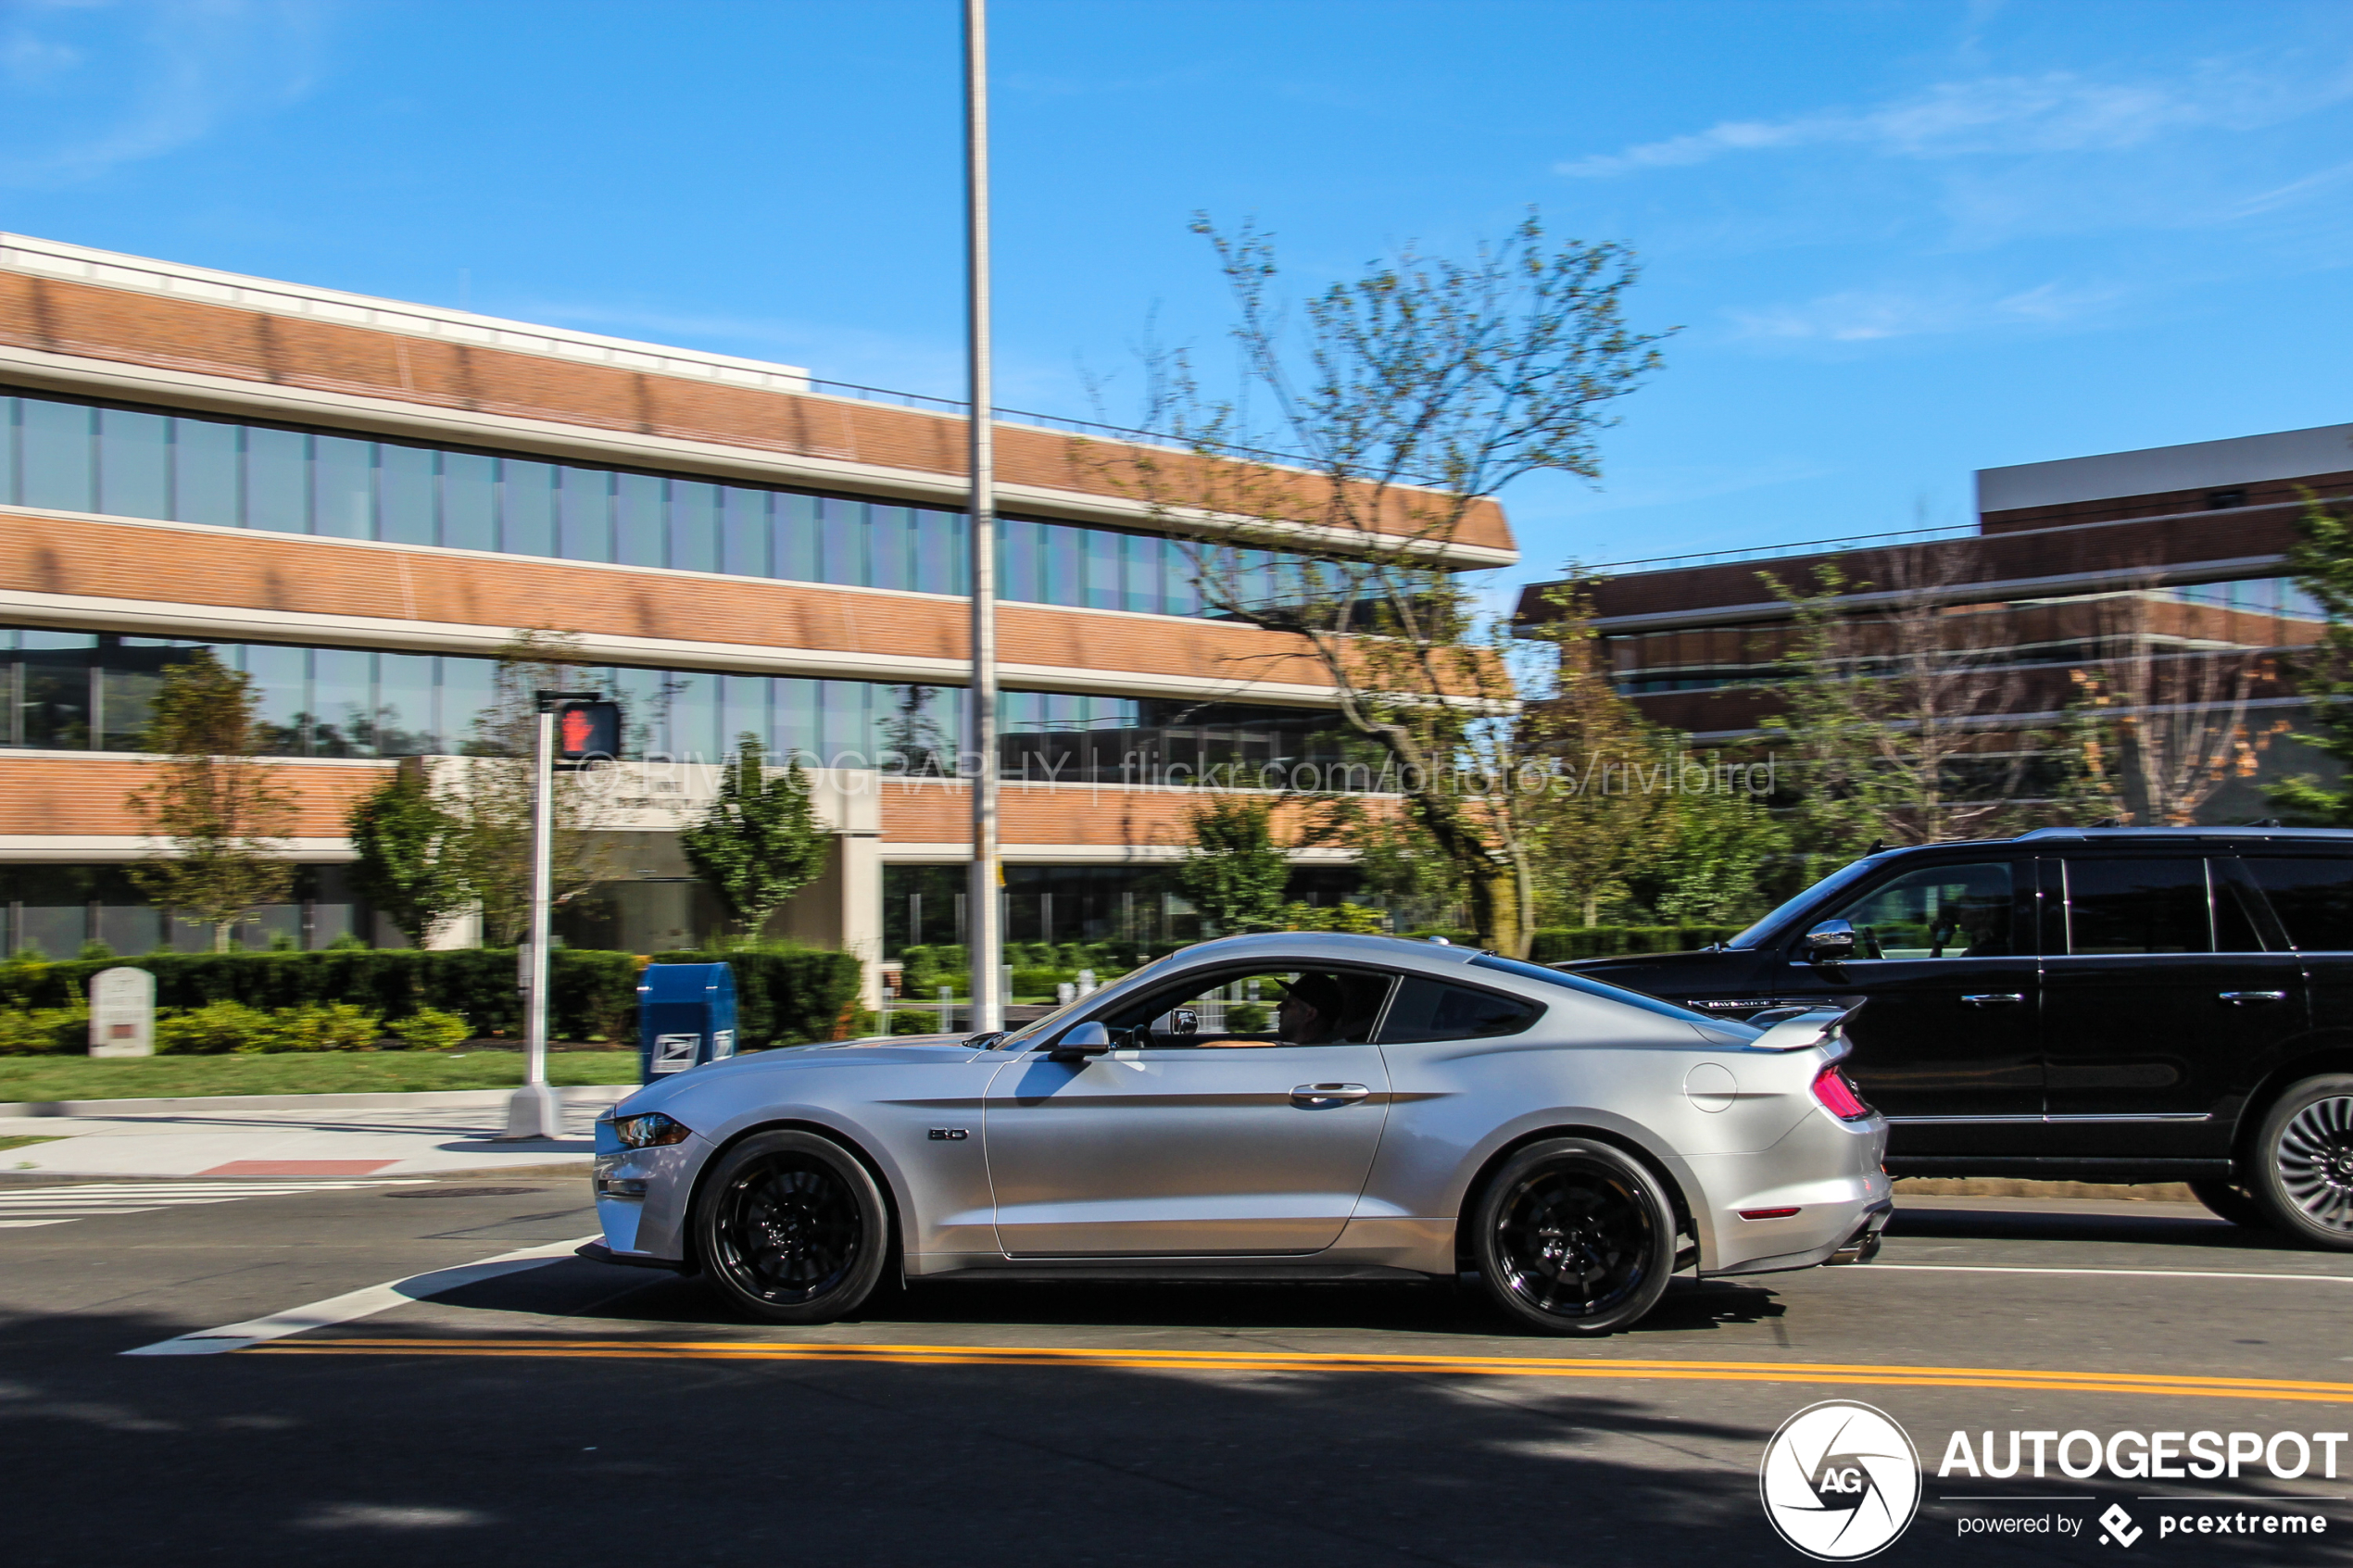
[
  {"left": 964, "top": 0, "right": 1003, "bottom": 1035},
  {"left": 501, "top": 703, "right": 561, "bottom": 1138}
]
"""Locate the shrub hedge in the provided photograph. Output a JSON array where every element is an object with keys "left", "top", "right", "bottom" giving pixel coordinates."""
[
  {"left": 0, "top": 949, "right": 638, "bottom": 1041},
  {"left": 646, "top": 947, "right": 864, "bottom": 1047}
]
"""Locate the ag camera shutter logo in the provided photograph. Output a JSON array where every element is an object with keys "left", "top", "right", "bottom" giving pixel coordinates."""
[{"left": 1759, "top": 1401, "right": 1921, "bottom": 1561}]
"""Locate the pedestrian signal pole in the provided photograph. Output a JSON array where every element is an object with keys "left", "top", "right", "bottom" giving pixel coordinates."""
[{"left": 501, "top": 690, "right": 613, "bottom": 1140}]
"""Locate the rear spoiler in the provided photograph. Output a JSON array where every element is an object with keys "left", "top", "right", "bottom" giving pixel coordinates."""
[{"left": 1746, "top": 1003, "right": 1862, "bottom": 1054}]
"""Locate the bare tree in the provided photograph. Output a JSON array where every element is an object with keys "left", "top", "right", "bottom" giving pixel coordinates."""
[
  {"left": 2064, "top": 582, "right": 2284, "bottom": 825},
  {"left": 434, "top": 629, "right": 612, "bottom": 946},
  {"left": 1098, "top": 213, "right": 1669, "bottom": 955}
]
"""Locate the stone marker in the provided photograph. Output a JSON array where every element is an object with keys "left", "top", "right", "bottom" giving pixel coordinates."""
[{"left": 88, "top": 966, "right": 157, "bottom": 1058}]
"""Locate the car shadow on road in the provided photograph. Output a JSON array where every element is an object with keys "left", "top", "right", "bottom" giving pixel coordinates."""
[{"left": 486, "top": 1259, "right": 1787, "bottom": 1341}]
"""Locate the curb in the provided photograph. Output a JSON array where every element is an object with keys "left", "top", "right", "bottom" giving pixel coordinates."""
[{"left": 0, "top": 1085, "right": 638, "bottom": 1120}]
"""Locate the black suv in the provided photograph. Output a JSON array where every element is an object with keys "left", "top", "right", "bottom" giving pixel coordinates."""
[{"left": 1567, "top": 826, "right": 2353, "bottom": 1250}]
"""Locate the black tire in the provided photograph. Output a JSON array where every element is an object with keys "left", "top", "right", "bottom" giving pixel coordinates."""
[
  {"left": 2188, "top": 1178, "right": 2269, "bottom": 1230},
  {"left": 1472, "top": 1137, "right": 1676, "bottom": 1336},
  {"left": 695, "top": 1130, "right": 891, "bottom": 1323},
  {"left": 2247, "top": 1073, "right": 2353, "bottom": 1252}
]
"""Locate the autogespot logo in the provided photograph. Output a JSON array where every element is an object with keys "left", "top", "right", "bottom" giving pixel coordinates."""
[{"left": 1760, "top": 1401, "right": 1923, "bottom": 1561}]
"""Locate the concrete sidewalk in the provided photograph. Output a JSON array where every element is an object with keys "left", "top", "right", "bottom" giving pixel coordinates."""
[{"left": 0, "top": 1086, "right": 634, "bottom": 1178}]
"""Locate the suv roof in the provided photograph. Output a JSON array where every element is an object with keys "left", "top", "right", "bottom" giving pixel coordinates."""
[{"left": 2011, "top": 826, "right": 2353, "bottom": 843}]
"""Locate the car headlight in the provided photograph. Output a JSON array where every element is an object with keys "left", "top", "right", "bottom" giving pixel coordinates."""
[{"left": 612, "top": 1112, "right": 693, "bottom": 1148}]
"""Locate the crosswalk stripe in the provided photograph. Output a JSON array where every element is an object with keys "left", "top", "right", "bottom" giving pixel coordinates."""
[{"left": 0, "top": 1178, "right": 423, "bottom": 1231}]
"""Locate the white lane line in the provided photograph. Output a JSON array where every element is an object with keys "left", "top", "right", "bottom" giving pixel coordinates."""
[
  {"left": 122, "top": 1236, "right": 598, "bottom": 1357},
  {"left": 1870, "top": 1263, "right": 2353, "bottom": 1286},
  {"left": 0, "top": 1179, "right": 425, "bottom": 1232},
  {"left": 0, "top": 1219, "right": 79, "bottom": 1228}
]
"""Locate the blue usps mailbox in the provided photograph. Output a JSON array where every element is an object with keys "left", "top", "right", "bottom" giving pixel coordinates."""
[{"left": 637, "top": 962, "right": 738, "bottom": 1084}]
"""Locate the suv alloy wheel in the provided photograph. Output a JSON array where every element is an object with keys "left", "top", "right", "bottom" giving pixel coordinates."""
[{"left": 2248, "top": 1073, "right": 2353, "bottom": 1252}]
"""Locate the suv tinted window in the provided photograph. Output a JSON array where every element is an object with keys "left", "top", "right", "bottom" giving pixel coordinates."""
[
  {"left": 1829, "top": 861, "right": 2013, "bottom": 959},
  {"left": 2064, "top": 859, "right": 2209, "bottom": 954},
  {"left": 1379, "top": 977, "right": 1539, "bottom": 1043},
  {"left": 2243, "top": 859, "right": 2353, "bottom": 950}
]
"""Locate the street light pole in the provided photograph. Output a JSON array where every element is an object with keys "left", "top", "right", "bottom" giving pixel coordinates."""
[
  {"left": 500, "top": 698, "right": 562, "bottom": 1139},
  {"left": 964, "top": 0, "right": 1003, "bottom": 1035}
]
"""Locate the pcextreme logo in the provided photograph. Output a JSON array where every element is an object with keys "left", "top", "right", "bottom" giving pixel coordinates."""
[{"left": 1760, "top": 1401, "right": 1923, "bottom": 1561}]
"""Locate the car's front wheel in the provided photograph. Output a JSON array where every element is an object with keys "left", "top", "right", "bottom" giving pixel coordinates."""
[
  {"left": 1472, "top": 1137, "right": 1677, "bottom": 1336},
  {"left": 696, "top": 1130, "right": 891, "bottom": 1322},
  {"left": 2248, "top": 1074, "right": 2353, "bottom": 1252}
]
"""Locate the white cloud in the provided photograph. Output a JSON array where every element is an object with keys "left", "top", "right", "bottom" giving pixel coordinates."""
[
  {"left": 1557, "top": 66, "right": 2347, "bottom": 179},
  {"left": 1727, "top": 280, "right": 2124, "bottom": 343},
  {"left": 0, "top": 0, "right": 328, "bottom": 187}
]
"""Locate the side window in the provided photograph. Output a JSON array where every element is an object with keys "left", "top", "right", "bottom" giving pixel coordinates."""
[
  {"left": 1095, "top": 967, "right": 1391, "bottom": 1047},
  {"left": 1379, "top": 978, "right": 1540, "bottom": 1044},
  {"left": 1828, "top": 861, "right": 2014, "bottom": 960},
  {"left": 2064, "top": 859, "right": 2211, "bottom": 955},
  {"left": 2242, "top": 859, "right": 2353, "bottom": 950}
]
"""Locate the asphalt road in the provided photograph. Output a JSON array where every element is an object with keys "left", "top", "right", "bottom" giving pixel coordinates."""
[{"left": 4, "top": 1175, "right": 2350, "bottom": 1568}]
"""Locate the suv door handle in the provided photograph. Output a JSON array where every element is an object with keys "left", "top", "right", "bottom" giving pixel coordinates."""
[
  {"left": 1290, "top": 1083, "right": 1370, "bottom": 1106},
  {"left": 2220, "top": 990, "right": 2288, "bottom": 1004},
  {"left": 1961, "top": 993, "right": 2024, "bottom": 1006}
]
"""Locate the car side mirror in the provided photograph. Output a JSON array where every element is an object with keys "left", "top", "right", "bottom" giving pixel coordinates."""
[
  {"left": 1048, "top": 1021, "right": 1114, "bottom": 1060},
  {"left": 1803, "top": 920, "right": 1856, "bottom": 963}
]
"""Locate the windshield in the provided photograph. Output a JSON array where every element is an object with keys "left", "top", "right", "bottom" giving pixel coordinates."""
[
  {"left": 989, "top": 952, "right": 1182, "bottom": 1048},
  {"left": 1724, "top": 856, "right": 1888, "bottom": 949},
  {"left": 1469, "top": 954, "right": 1737, "bottom": 1027}
]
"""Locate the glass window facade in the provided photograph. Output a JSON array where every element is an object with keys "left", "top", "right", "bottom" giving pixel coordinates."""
[
  {"left": 0, "top": 389, "right": 1319, "bottom": 620},
  {"left": 1605, "top": 577, "right": 2329, "bottom": 697},
  {"left": 0, "top": 628, "right": 1372, "bottom": 785},
  {"left": 0, "top": 863, "right": 368, "bottom": 959}
]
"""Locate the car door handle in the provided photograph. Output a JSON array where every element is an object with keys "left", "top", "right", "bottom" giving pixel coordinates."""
[
  {"left": 1290, "top": 1083, "right": 1370, "bottom": 1106},
  {"left": 2220, "top": 990, "right": 2288, "bottom": 1004},
  {"left": 1961, "top": 993, "right": 2025, "bottom": 1006}
]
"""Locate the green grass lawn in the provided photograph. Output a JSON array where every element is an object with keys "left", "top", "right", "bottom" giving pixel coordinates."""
[{"left": 0, "top": 1049, "right": 640, "bottom": 1102}]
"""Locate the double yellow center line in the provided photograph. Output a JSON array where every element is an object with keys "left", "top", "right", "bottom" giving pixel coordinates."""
[{"left": 248, "top": 1338, "right": 2353, "bottom": 1403}]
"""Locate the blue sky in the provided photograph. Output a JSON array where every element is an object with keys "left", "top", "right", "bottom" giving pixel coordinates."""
[{"left": 4, "top": 0, "right": 2351, "bottom": 589}]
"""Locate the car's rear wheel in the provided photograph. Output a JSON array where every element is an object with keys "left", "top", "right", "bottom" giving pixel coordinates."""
[
  {"left": 696, "top": 1130, "right": 890, "bottom": 1322},
  {"left": 2247, "top": 1074, "right": 2353, "bottom": 1252},
  {"left": 1472, "top": 1138, "right": 1676, "bottom": 1336},
  {"left": 2188, "top": 1178, "right": 2268, "bottom": 1229}
]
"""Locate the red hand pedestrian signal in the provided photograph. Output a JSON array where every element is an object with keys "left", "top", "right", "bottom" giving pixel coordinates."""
[{"left": 554, "top": 701, "right": 621, "bottom": 762}]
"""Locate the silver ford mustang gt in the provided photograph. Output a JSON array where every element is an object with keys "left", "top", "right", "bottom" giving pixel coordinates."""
[{"left": 588, "top": 932, "right": 1891, "bottom": 1335}]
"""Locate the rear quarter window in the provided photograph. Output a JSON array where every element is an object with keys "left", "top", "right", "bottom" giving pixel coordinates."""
[
  {"left": 1470, "top": 954, "right": 1732, "bottom": 1027},
  {"left": 2243, "top": 858, "right": 2353, "bottom": 950}
]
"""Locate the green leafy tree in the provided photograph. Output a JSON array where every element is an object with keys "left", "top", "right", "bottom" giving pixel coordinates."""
[
  {"left": 1627, "top": 771, "right": 1791, "bottom": 925},
  {"left": 126, "top": 649, "right": 298, "bottom": 951},
  {"left": 1756, "top": 557, "right": 2029, "bottom": 875},
  {"left": 679, "top": 734, "right": 833, "bottom": 942},
  {"left": 1171, "top": 794, "right": 1291, "bottom": 936},
  {"left": 347, "top": 760, "right": 472, "bottom": 945}
]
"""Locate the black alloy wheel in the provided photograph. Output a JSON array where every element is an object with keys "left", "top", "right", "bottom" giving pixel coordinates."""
[
  {"left": 1473, "top": 1137, "right": 1677, "bottom": 1336},
  {"left": 2187, "top": 1178, "right": 2268, "bottom": 1230},
  {"left": 2249, "top": 1074, "right": 2353, "bottom": 1253},
  {"left": 695, "top": 1130, "right": 891, "bottom": 1323}
]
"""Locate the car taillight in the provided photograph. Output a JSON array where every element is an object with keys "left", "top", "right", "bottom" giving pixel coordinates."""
[{"left": 1812, "top": 1063, "right": 1873, "bottom": 1121}]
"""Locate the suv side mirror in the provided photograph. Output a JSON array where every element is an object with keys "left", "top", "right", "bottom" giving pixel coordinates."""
[
  {"left": 1803, "top": 920, "right": 1857, "bottom": 963},
  {"left": 1048, "top": 1021, "right": 1114, "bottom": 1060}
]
